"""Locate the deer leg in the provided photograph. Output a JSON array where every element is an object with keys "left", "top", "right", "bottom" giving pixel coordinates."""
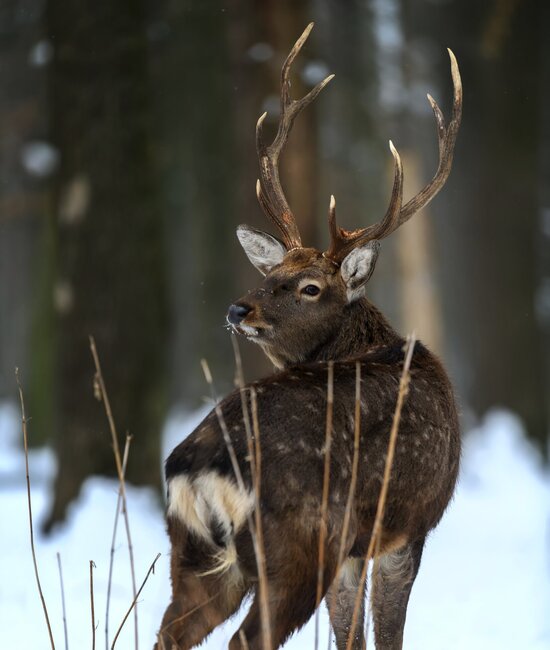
[
  {"left": 155, "top": 519, "right": 249, "bottom": 649},
  {"left": 228, "top": 573, "right": 322, "bottom": 650},
  {"left": 370, "top": 537, "right": 425, "bottom": 650},
  {"left": 326, "top": 556, "right": 367, "bottom": 650},
  {"left": 229, "top": 532, "right": 339, "bottom": 650}
]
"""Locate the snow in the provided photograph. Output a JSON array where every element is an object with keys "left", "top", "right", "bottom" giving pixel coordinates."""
[{"left": 0, "top": 405, "right": 548, "bottom": 649}]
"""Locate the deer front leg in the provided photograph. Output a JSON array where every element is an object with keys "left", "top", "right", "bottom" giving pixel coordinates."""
[
  {"left": 371, "top": 537, "right": 425, "bottom": 650},
  {"left": 326, "top": 557, "right": 367, "bottom": 650}
]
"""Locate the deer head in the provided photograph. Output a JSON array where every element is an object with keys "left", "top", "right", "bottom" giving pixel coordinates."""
[{"left": 227, "top": 23, "right": 462, "bottom": 368}]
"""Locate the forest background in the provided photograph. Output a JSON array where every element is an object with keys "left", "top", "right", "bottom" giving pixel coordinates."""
[{"left": 0, "top": 0, "right": 548, "bottom": 530}]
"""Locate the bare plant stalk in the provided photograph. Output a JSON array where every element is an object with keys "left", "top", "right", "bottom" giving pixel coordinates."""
[
  {"left": 314, "top": 361, "right": 334, "bottom": 650},
  {"left": 338, "top": 361, "right": 362, "bottom": 567},
  {"left": 105, "top": 434, "right": 132, "bottom": 650},
  {"left": 56, "top": 552, "right": 69, "bottom": 650},
  {"left": 201, "top": 356, "right": 272, "bottom": 650},
  {"left": 250, "top": 387, "right": 272, "bottom": 650},
  {"left": 200, "top": 359, "right": 248, "bottom": 497},
  {"left": 239, "top": 630, "right": 251, "bottom": 650},
  {"left": 90, "top": 560, "right": 97, "bottom": 650},
  {"left": 89, "top": 337, "right": 138, "bottom": 649},
  {"left": 327, "top": 361, "right": 362, "bottom": 650},
  {"left": 111, "top": 553, "right": 161, "bottom": 650},
  {"left": 230, "top": 334, "right": 272, "bottom": 650},
  {"left": 158, "top": 590, "right": 221, "bottom": 642},
  {"left": 345, "top": 335, "right": 416, "bottom": 650},
  {"left": 15, "top": 368, "right": 56, "bottom": 650}
]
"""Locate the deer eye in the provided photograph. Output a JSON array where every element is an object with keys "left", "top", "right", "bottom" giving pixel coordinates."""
[{"left": 302, "top": 284, "right": 321, "bottom": 297}]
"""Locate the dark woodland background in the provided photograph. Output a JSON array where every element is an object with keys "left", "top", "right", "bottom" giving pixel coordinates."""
[{"left": 1, "top": 0, "right": 549, "bottom": 531}]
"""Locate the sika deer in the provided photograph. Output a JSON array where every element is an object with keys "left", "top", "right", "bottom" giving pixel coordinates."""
[{"left": 157, "top": 22, "right": 462, "bottom": 650}]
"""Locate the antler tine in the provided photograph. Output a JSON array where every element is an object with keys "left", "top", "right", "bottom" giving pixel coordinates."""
[
  {"left": 256, "top": 22, "right": 334, "bottom": 250},
  {"left": 397, "top": 48, "right": 463, "bottom": 225},
  {"left": 325, "top": 141, "right": 404, "bottom": 263},
  {"left": 323, "top": 49, "right": 462, "bottom": 263}
]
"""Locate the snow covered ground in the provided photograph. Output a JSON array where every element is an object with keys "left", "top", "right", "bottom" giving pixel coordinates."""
[{"left": 0, "top": 404, "right": 549, "bottom": 649}]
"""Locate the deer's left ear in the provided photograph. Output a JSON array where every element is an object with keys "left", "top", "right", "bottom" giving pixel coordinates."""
[
  {"left": 237, "top": 224, "right": 287, "bottom": 276},
  {"left": 340, "top": 241, "right": 380, "bottom": 302}
]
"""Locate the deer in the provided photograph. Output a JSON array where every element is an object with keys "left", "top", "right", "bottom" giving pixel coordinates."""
[{"left": 156, "top": 22, "right": 462, "bottom": 650}]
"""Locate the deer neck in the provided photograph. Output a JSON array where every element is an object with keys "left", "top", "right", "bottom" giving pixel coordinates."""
[{"left": 271, "top": 298, "right": 402, "bottom": 369}]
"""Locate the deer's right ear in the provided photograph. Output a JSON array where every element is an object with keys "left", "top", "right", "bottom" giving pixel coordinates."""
[
  {"left": 340, "top": 241, "right": 380, "bottom": 302},
  {"left": 236, "top": 225, "right": 287, "bottom": 276}
]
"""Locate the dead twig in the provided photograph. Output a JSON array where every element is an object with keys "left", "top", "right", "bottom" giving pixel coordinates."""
[
  {"left": 250, "top": 387, "right": 271, "bottom": 650},
  {"left": 90, "top": 560, "right": 97, "bottom": 650},
  {"left": 89, "top": 337, "right": 138, "bottom": 650},
  {"left": 327, "top": 361, "right": 362, "bottom": 649},
  {"left": 105, "top": 433, "right": 132, "bottom": 650},
  {"left": 345, "top": 335, "right": 416, "bottom": 650},
  {"left": 56, "top": 552, "right": 69, "bottom": 650},
  {"left": 111, "top": 553, "right": 161, "bottom": 650},
  {"left": 15, "top": 368, "right": 55, "bottom": 650},
  {"left": 230, "top": 334, "right": 272, "bottom": 650},
  {"left": 314, "top": 361, "right": 334, "bottom": 650},
  {"left": 202, "top": 357, "right": 273, "bottom": 649}
]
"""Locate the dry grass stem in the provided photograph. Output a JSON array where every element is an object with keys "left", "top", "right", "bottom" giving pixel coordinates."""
[
  {"left": 111, "top": 553, "right": 161, "bottom": 650},
  {"left": 239, "top": 630, "right": 251, "bottom": 650},
  {"left": 89, "top": 337, "right": 138, "bottom": 650},
  {"left": 90, "top": 560, "right": 97, "bottom": 650},
  {"left": 105, "top": 433, "right": 132, "bottom": 650},
  {"left": 327, "top": 361, "right": 362, "bottom": 647},
  {"left": 345, "top": 335, "right": 416, "bottom": 650},
  {"left": 56, "top": 552, "right": 69, "bottom": 650},
  {"left": 202, "top": 355, "right": 272, "bottom": 649},
  {"left": 230, "top": 334, "right": 272, "bottom": 650},
  {"left": 250, "top": 387, "right": 272, "bottom": 650},
  {"left": 15, "top": 368, "right": 56, "bottom": 650},
  {"left": 158, "top": 590, "right": 221, "bottom": 642},
  {"left": 314, "top": 361, "right": 334, "bottom": 650},
  {"left": 201, "top": 359, "right": 247, "bottom": 496}
]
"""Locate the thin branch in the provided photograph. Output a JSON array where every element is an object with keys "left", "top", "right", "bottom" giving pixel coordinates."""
[
  {"left": 239, "top": 630, "right": 251, "bottom": 650},
  {"left": 327, "top": 361, "right": 362, "bottom": 649},
  {"left": 315, "top": 361, "right": 334, "bottom": 650},
  {"left": 15, "top": 368, "right": 55, "bottom": 650},
  {"left": 89, "top": 337, "right": 138, "bottom": 650},
  {"left": 230, "top": 334, "right": 272, "bottom": 650},
  {"left": 90, "top": 561, "right": 97, "bottom": 650},
  {"left": 345, "top": 335, "right": 416, "bottom": 650},
  {"left": 201, "top": 355, "right": 272, "bottom": 650},
  {"left": 111, "top": 553, "right": 161, "bottom": 650},
  {"left": 158, "top": 590, "right": 221, "bottom": 641},
  {"left": 250, "top": 387, "right": 272, "bottom": 650},
  {"left": 56, "top": 552, "right": 69, "bottom": 650},
  {"left": 338, "top": 361, "right": 362, "bottom": 567},
  {"left": 105, "top": 434, "right": 132, "bottom": 650}
]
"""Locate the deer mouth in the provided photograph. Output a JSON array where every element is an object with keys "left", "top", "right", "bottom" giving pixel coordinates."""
[{"left": 237, "top": 323, "right": 261, "bottom": 338}]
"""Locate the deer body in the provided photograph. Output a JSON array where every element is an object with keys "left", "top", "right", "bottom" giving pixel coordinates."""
[{"left": 157, "top": 23, "right": 462, "bottom": 650}]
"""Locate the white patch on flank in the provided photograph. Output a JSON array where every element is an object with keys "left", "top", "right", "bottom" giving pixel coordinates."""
[{"left": 167, "top": 471, "right": 254, "bottom": 575}]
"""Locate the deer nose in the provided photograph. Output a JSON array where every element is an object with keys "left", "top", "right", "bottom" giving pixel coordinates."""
[{"left": 227, "top": 303, "right": 252, "bottom": 325}]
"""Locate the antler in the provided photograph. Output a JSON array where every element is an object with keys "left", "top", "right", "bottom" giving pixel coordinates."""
[
  {"left": 256, "top": 22, "right": 334, "bottom": 250},
  {"left": 324, "top": 48, "right": 462, "bottom": 264}
]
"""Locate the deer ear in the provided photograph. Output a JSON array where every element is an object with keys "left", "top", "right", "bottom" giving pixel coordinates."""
[
  {"left": 340, "top": 241, "right": 380, "bottom": 302},
  {"left": 237, "top": 225, "right": 287, "bottom": 275}
]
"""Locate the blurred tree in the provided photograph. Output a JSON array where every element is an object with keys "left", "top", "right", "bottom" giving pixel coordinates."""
[
  {"left": 403, "top": 0, "right": 548, "bottom": 449},
  {"left": 0, "top": 0, "right": 48, "bottom": 421},
  {"left": 41, "top": 0, "right": 167, "bottom": 531}
]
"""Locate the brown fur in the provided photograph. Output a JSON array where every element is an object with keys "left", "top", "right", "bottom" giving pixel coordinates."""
[{"left": 156, "top": 252, "right": 460, "bottom": 649}]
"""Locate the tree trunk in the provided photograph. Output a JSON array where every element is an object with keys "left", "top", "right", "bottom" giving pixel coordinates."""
[{"left": 43, "top": 0, "right": 167, "bottom": 532}]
